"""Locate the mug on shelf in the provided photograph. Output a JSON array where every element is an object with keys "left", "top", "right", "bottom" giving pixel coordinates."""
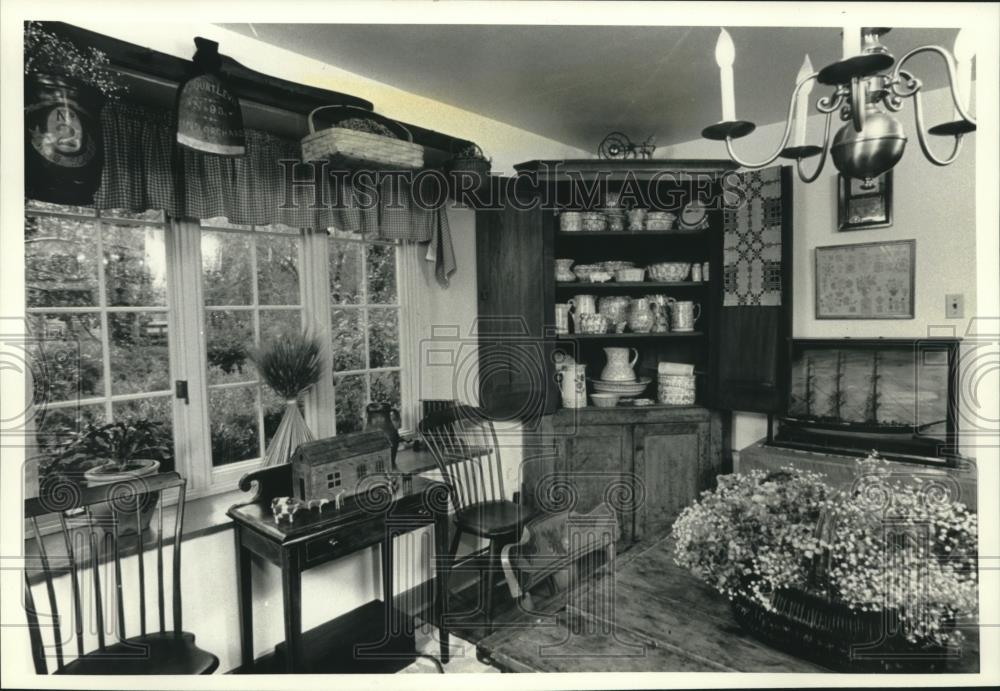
[
  {"left": 670, "top": 301, "right": 701, "bottom": 332},
  {"left": 554, "top": 303, "right": 571, "bottom": 334}
]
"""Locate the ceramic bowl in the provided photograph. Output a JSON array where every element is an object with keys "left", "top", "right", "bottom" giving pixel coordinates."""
[
  {"left": 560, "top": 211, "right": 583, "bottom": 232},
  {"left": 602, "top": 260, "right": 636, "bottom": 272},
  {"left": 585, "top": 270, "right": 613, "bottom": 283},
  {"left": 615, "top": 268, "right": 645, "bottom": 282},
  {"left": 648, "top": 262, "right": 691, "bottom": 282},
  {"left": 572, "top": 264, "right": 604, "bottom": 281},
  {"left": 590, "top": 392, "right": 620, "bottom": 408}
]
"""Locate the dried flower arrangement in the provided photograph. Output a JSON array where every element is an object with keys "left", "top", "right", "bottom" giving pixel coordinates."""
[
  {"left": 24, "top": 21, "right": 127, "bottom": 99},
  {"left": 250, "top": 331, "right": 323, "bottom": 466},
  {"left": 672, "top": 451, "right": 978, "bottom": 651}
]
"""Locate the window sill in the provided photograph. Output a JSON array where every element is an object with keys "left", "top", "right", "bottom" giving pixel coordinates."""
[{"left": 26, "top": 448, "right": 440, "bottom": 586}]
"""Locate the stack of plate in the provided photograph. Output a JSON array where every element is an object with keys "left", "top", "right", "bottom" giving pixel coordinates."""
[{"left": 592, "top": 377, "right": 652, "bottom": 397}]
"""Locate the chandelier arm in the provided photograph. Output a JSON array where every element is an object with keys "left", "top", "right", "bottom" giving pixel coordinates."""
[
  {"left": 795, "top": 110, "right": 834, "bottom": 183},
  {"left": 891, "top": 45, "right": 977, "bottom": 126},
  {"left": 850, "top": 77, "right": 866, "bottom": 133},
  {"left": 723, "top": 73, "right": 819, "bottom": 169},
  {"left": 912, "top": 86, "right": 965, "bottom": 166}
]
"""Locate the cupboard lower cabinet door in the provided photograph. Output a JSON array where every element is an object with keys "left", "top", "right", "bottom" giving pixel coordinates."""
[
  {"left": 633, "top": 422, "right": 711, "bottom": 541},
  {"left": 551, "top": 424, "right": 634, "bottom": 543}
]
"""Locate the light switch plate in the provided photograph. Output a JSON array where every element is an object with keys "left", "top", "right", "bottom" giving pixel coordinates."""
[{"left": 946, "top": 294, "right": 964, "bottom": 319}]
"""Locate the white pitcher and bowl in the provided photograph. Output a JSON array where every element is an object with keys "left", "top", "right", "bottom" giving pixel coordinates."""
[{"left": 601, "top": 347, "right": 639, "bottom": 382}]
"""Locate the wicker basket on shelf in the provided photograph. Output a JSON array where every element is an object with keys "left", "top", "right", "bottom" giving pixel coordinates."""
[{"left": 301, "top": 104, "right": 424, "bottom": 170}]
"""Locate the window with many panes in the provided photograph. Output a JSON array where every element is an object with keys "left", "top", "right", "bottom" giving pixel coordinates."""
[
  {"left": 328, "top": 230, "right": 402, "bottom": 433},
  {"left": 25, "top": 201, "right": 175, "bottom": 469},
  {"left": 199, "top": 218, "right": 304, "bottom": 467},
  {"left": 25, "top": 200, "right": 408, "bottom": 497}
]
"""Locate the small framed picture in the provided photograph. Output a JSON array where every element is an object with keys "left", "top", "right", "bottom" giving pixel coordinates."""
[{"left": 838, "top": 171, "right": 892, "bottom": 231}]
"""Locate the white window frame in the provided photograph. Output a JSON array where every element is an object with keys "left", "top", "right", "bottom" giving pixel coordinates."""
[
  {"left": 24, "top": 206, "right": 179, "bottom": 464},
  {"left": 323, "top": 231, "right": 407, "bottom": 436},
  {"left": 26, "top": 205, "right": 417, "bottom": 501}
]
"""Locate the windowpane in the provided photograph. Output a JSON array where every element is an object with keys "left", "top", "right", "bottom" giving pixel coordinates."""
[
  {"left": 368, "top": 308, "right": 400, "bottom": 368},
  {"left": 367, "top": 244, "right": 398, "bottom": 304},
  {"left": 25, "top": 215, "right": 99, "bottom": 307},
  {"left": 101, "top": 208, "right": 164, "bottom": 222},
  {"left": 103, "top": 225, "right": 168, "bottom": 306},
  {"left": 334, "top": 374, "right": 366, "bottom": 434},
  {"left": 328, "top": 241, "right": 362, "bottom": 304},
  {"left": 26, "top": 199, "right": 95, "bottom": 216},
  {"left": 331, "top": 307, "right": 364, "bottom": 371},
  {"left": 34, "top": 403, "right": 105, "bottom": 453},
  {"left": 200, "top": 216, "right": 251, "bottom": 230},
  {"left": 205, "top": 310, "right": 254, "bottom": 384},
  {"left": 113, "top": 396, "right": 175, "bottom": 473},
  {"left": 257, "top": 234, "right": 301, "bottom": 305},
  {"left": 108, "top": 312, "right": 171, "bottom": 394},
  {"left": 260, "top": 309, "right": 302, "bottom": 345},
  {"left": 202, "top": 231, "right": 253, "bottom": 305},
  {"left": 29, "top": 313, "right": 104, "bottom": 400},
  {"left": 209, "top": 385, "right": 260, "bottom": 466},
  {"left": 370, "top": 370, "right": 401, "bottom": 411}
]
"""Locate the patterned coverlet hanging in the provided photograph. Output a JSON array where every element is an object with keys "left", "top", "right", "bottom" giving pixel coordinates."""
[{"left": 723, "top": 166, "right": 783, "bottom": 307}]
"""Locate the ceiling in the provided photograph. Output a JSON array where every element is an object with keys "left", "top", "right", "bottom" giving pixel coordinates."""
[{"left": 219, "top": 24, "right": 962, "bottom": 153}]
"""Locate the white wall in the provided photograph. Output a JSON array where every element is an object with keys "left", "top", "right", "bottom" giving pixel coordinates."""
[{"left": 659, "top": 85, "right": 979, "bottom": 455}]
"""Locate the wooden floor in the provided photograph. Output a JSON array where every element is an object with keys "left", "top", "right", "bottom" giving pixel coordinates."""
[{"left": 471, "top": 534, "right": 980, "bottom": 674}]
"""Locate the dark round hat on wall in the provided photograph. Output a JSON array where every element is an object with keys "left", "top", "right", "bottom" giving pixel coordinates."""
[{"left": 176, "top": 37, "right": 245, "bottom": 156}]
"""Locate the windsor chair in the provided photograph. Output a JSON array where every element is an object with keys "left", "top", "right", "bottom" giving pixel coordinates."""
[
  {"left": 24, "top": 472, "right": 218, "bottom": 675},
  {"left": 418, "top": 405, "right": 533, "bottom": 628}
]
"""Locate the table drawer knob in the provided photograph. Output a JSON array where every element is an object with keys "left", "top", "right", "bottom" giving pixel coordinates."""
[{"left": 328, "top": 537, "right": 339, "bottom": 548}]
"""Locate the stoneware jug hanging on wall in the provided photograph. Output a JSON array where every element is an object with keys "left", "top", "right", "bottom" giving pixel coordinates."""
[{"left": 24, "top": 74, "right": 105, "bottom": 205}]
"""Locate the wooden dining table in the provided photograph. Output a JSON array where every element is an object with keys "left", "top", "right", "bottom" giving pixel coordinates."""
[{"left": 476, "top": 532, "right": 979, "bottom": 674}]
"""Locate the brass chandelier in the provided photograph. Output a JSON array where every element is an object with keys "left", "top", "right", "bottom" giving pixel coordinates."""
[{"left": 701, "top": 27, "right": 977, "bottom": 188}]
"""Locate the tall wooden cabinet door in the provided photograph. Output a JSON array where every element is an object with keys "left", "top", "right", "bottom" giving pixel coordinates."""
[
  {"left": 475, "top": 201, "right": 558, "bottom": 420},
  {"left": 633, "top": 422, "right": 711, "bottom": 541},
  {"left": 709, "top": 165, "right": 793, "bottom": 413},
  {"left": 553, "top": 424, "right": 634, "bottom": 543}
]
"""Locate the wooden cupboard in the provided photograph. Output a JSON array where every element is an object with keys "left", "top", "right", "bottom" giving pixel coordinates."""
[
  {"left": 523, "top": 406, "right": 725, "bottom": 544},
  {"left": 473, "top": 160, "right": 792, "bottom": 545}
]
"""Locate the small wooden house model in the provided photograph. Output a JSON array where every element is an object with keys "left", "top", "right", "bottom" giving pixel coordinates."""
[{"left": 291, "top": 430, "right": 392, "bottom": 504}]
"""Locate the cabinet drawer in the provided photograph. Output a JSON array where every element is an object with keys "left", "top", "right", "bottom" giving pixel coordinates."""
[{"left": 302, "top": 517, "right": 386, "bottom": 567}]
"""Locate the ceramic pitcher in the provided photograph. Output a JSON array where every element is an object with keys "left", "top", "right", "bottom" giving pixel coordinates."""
[
  {"left": 627, "top": 297, "right": 654, "bottom": 333},
  {"left": 556, "top": 363, "right": 587, "bottom": 409},
  {"left": 601, "top": 347, "right": 639, "bottom": 382},
  {"left": 670, "top": 301, "right": 702, "bottom": 332},
  {"left": 568, "top": 294, "right": 597, "bottom": 331}
]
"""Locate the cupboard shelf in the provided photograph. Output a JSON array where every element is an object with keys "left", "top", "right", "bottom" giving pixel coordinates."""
[
  {"left": 556, "top": 281, "right": 706, "bottom": 290},
  {"left": 556, "top": 230, "right": 706, "bottom": 238},
  {"left": 554, "top": 331, "right": 704, "bottom": 340}
]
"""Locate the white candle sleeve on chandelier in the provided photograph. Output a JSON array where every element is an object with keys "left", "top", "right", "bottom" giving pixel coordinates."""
[
  {"left": 841, "top": 25, "right": 861, "bottom": 58},
  {"left": 715, "top": 28, "right": 736, "bottom": 121},
  {"left": 794, "top": 54, "right": 814, "bottom": 146},
  {"left": 953, "top": 27, "right": 973, "bottom": 119}
]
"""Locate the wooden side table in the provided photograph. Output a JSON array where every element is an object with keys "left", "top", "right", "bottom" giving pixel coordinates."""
[{"left": 227, "top": 465, "right": 451, "bottom": 673}]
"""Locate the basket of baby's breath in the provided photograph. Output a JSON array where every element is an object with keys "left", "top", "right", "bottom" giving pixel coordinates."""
[{"left": 671, "top": 452, "right": 978, "bottom": 672}]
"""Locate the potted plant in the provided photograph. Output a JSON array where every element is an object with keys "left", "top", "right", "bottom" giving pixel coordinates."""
[
  {"left": 671, "top": 452, "right": 978, "bottom": 672},
  {"left": 39, "top": 419, "right": 170, "bottom": 535},
  {"left": 24, "top": 21, "right": 127, "bottom": 204},
  {"left": 251, "top": 331, "right": 323, "bottom": 466}
]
